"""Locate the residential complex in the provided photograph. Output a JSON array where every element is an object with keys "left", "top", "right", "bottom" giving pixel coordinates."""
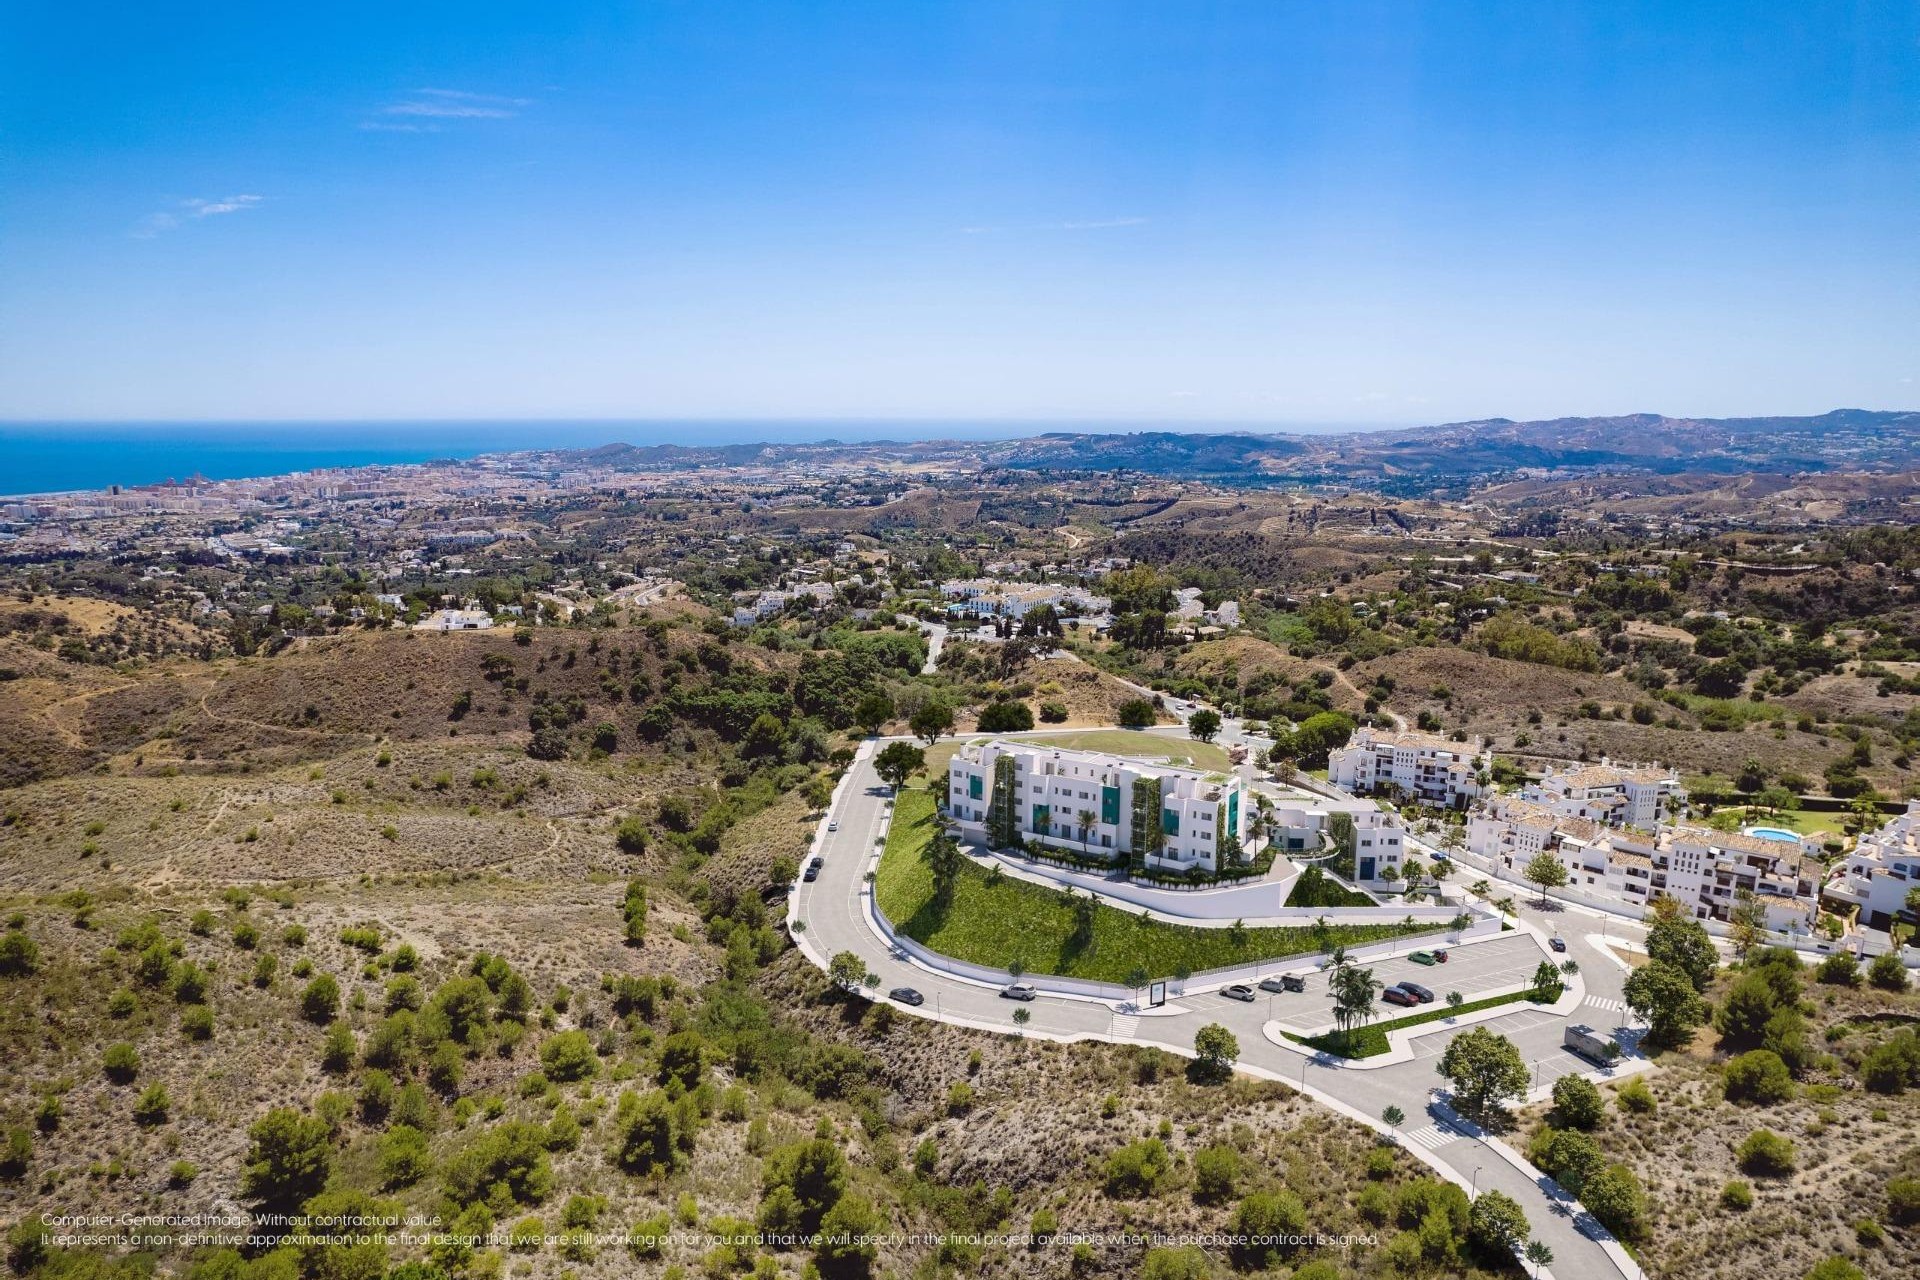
[
  {"left": 1522, "top": 760, "right": 1685, "bottom": 829},
  {"left": 1467, "top": 795, "right": 1821, "bottom": 931},
  {"left": 1824, "top": 800, "right": 1920, "bottom": 932},
  {"left": 938, "top": 578, "right": 1109, "bottom": 621},
  {"left": 945, "top": 740, "right": 1261, "bottom": 875},
  {"left": 1328, "top": 727, "right": 1486, "bottom": 809}
]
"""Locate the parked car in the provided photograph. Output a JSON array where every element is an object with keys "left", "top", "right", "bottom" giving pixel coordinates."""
[
  {"left": 1431, "top": 948, "right": 1449, "bottom": 963},
  {"left": 827, "top": 821, "right": 839, "bottom": 832},
  {"left": 802, "top": 864, "right": 820, "bottom": 882},
  {"left": 889, "top": 987, "right": 924, "bottom": 1007},
  {"left": 999, "top": 982, "right": 1038, "bottom": 1001},
  {"left": 1408, "top": 950, "right": 1439, "bottom": 966},
  {"left": 1221, "top": 984, "right": 1256, "bottom": 1002},
  {"left": 1395, "top": 981, "right": 1435, "bottom": 1004},
  {"left": 1259, "top": 974, "right": 1307, "bottom": 993},
  {"left": 1382, "top": 986, "right": 1421, "bottom": 1007},
  {"left": 1548, "top": 936, "right": 1568, "bottom": 953}
]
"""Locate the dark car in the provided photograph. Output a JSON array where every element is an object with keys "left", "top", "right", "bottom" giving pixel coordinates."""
[
  {"left": 802, "top": 864, "right": 820, "bottom": 882},
  {"left": 1431, "top": 948, "right": 1449, "bottom": 963},
  {"left": 889, "top": 987, "right": 924, "bottom": 1006},
  {"left": 1548, "top": 936, "right": 1568, "bottom": 953},
  {"left": 1382, "top": 986, "right": 1421, "bottom": 1007},
  {"left": 1221, "top": 984, "right": 1257, "bottom": 1002},
  {"left": 1395, "top": 981, "right": 1435, "bottom": 1004},
  {"left": 999, "top": 982, "right": 1038, "bottom": 1001},
  {"left": 1259, "top": 974, "right": 1307, "bottom": 994}
]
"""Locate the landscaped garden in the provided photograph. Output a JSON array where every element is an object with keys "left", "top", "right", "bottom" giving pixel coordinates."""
[{"left": 874, "top": 782, "right": 1442, "bottom": 985}]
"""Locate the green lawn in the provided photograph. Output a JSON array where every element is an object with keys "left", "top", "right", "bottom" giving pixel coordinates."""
[
  {"left": 1285, "top": 988, "right": 1557, "bottom": 1059},
  {"left": 921, "top": 728, "right": 1231, "bottom": 781},
  {"left": 874, "top": 784, "right": 1439, "bottom": 985}
]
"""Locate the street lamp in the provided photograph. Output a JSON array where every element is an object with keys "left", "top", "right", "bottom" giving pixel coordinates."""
[{"left": 1471, "top": 1165, "right": 1483, "bottom": 1198}]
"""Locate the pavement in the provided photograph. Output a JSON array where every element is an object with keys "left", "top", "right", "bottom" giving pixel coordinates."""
[{"left": 791, "top": 736, "right": 1653, "bottom": 1280}]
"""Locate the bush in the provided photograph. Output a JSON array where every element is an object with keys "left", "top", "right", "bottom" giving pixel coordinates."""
[
  {"left": 1581, "top": 1164, "right": 1648, "bottom": 1240},
  {"left": 539, "top": 1030, "right": 598, "bottom": 1083},
  {"left": 102, "top": 1042, "right": 140, "bottom": 1083},
  {"left": 1805, "top": 1259, "right": 1864, "bottom": 1280},
  {"left": 977, "top": 700, "right": 1035, "bottom": 732},
  {"left": 1816, "top": 952, "right": 1860, "bottom": 986},
  {"left": 301, "top": 973, "right": 341, "bottom": 1023},
  {"left": 133, "top": 1084, "right": 170, "bottom": 1126},
  {"left": 180, "top": 1005, "right": 214, "bottom": 1041},
  {"left": 1737, "top": 1129, "right": 1797, "bottom": 1177},
  {"left": 1230, "top": 1190, "right": 1307, "bottom": 1269},
  {"left": 1191, "top": 1144, "right": 1240, "bottom": 1205},
  {"left": 1102, "top": 1138, "right": 1172, "bottom": 1198},
  {"left": 378, "top": 1125, "right": 432, "bottom": 1189},
  {"left": 1886, "top": 1175, "right": 1920, "bottom": 1226},
  {"left": 1868, "top": 952, "right": 1910, "bottom": 992},
  {"left": 1723, "top": 1049, "right": 1795, "bottom": 1104},
  {"left": 1721, "top": 1180, "right": 1753, "bottom": 1211},
  {"left": 0, "top": 930, "right": 40, "bottom": 977},
  {"left": 1615, "top": 1078, "right": 1656, "bottom": 1115},
  {"left": 613, "top": 816, "right": 649, "bottom": 854},
  {"left": 1552, "top": 1074, "right": 1605, "bottom": 1129}
]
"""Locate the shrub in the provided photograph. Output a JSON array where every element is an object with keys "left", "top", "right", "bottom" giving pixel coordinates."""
[
  {"left": 378, "top": 1125, "right": 432, "bottom": 1189},
  {"left": 1737, "top": 1129, "right": 1797, "bottom": 1176},
  {"left": 1804, "top": 1259, "right": 1864, "bottom": 1280},
  {"left": 1230, "top": 1190, "right": 1307, "bottom": 1269},
  {"left": 102, "top": 1042, "right": 140, "bottom": 1083},
  {"left": 1552, "top": 1074, "right": 1605, "bottom": 1129},
  {"left": 1721, "top": 1180, "right": 1753, "bottom": 1211},
  {"left": 1886, "top": 1175, "right": 1920, "bottom": 1226},
  {"left": 133, "top": 1083, "right": 170, "bottom": 1126},
  {"left": 321, "top": 1022, "right": 357, "bottom": 1073},
  {"left": 241, "top": 1108, "right": 333, "bottom": 1209},
  {"left": 1868, "top": 952, "right": 1910, "bottom": 992},
  {"left": 301, "top": 973, "right": 341, "bottom": 1023},
  {"left": 1102, "top": 1138, "right": 1172, "bottom": 1198},
  {"left": 1614, "top": 1078, "right": 1656, "bottom": 1115},
  {"left": 539, "top": 1030, "right": 598, "bottom": 1083},
  {"left": 180, "top": 1005, "right": 214, "bottom": 1041},
  {"left": 1816, "top": 952, "right": 1860, "bottom": 986},
  {"left": 1192, "top": 1144, "right": 1240, "bottom": 1205},
  {"left": 1580, "top": 1164, "right": 1648, "bottom": 1240},
  {"left": 0, "top": 931, "right": 40, "bottom": 979},
  {"left": 1723, "top": 1049, "right": 1795, "bottom": 1104},
  {"left": 442, "top": 1119, "right": 554, "bottom": 1206},
  {"left": 614, "top": 817, "right": 649, "bottom": 854}
]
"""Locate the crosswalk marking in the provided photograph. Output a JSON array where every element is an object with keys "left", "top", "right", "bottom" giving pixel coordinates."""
[
  {"left": 1401, "top": 1123, "right": 1461, "bottom": 1151},
  {"left": 1108, "top": 1014, "right": 1141, "bottom": 1041},
  {"left": 1584, "top": 996, "right": 1624, "bottom": 1013}
]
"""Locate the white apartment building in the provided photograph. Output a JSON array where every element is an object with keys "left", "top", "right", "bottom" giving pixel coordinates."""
[
  {"left": 1825, "top": 800, "right": 1920, "bottom": 932},
  {"left": 1265, "top": 796, "right": 1406, "bottom": 883},
  {"left": 1329, "top": 727, "right": 1486, "bottom": 810},
  {"left": 1471, "top": 796, "right": 1820, "bottom": 931},
  {"left": 938, "top": 579, "right": 1109, "bottom": 621},
  {"left": 1524, "top": 760, "right": 1684, "bottom": 829},
  {"left": 945, "top": 740, "right": 1261, "bottom": 876},
  {"left": 413, "top": 608, "right": 493, "bottom": 631}
]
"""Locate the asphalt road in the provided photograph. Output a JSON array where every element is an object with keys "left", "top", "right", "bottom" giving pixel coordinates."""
[{"left": 792, "top": 738, "right": 1650, "bottom": 1280}]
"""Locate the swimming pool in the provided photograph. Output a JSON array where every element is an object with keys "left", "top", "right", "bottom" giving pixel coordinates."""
[{"left": 1743, "top": 826, "right": 1802, "bottom": 843}]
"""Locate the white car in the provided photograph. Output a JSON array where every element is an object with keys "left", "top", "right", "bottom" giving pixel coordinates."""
[
  {"left": 999, "top": 982, "right": 1038, "bottom": 1001},
  {"left": 827, "top": 821, "right": 839, "bottom": 832}
]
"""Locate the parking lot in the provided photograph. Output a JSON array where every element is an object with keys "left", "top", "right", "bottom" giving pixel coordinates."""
[{"left": 1182, "top": 931, "right": 1553, "bottom": 1033}]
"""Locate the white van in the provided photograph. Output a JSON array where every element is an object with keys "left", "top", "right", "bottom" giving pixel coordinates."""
[{"left": 1563, "top": 1024, "right": 1619, "bottom": 1064}]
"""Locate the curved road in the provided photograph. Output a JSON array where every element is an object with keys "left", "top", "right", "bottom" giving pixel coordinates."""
[{"left": 792, "top": 739, "right": 1653, "bottom": 1280}]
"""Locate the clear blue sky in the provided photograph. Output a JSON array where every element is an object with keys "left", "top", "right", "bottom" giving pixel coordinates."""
[{"left": 2, "top": 1, "right": 1915, "bottom": 427}]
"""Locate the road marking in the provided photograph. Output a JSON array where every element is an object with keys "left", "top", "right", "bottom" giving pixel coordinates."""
[
  {"left": 1402, "top": 1122, "right": 1462, "bottom": 1151},
  {"left": 1583, "top": 996, "right": 1624, "bottom": 1013},
  {"left": 1108, "top": 1013, "right": 1140, "bottom": 1040}
]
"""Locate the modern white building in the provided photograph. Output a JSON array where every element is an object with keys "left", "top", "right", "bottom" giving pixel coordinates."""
[
  {"left": 1824, "top": 801, "right": 1920, "bottom": 932},
  {"left": 1470, "top": 796, "right": 1820, "bottom": 931},
  {"left": 413, "top": 608, "right": 493, "bottom": 631},
  {"left": 1264, "top": 795, "right": 1407, "bottom": 883},
  {"left": 1524, "top": 760, "right": 1685, "bottom": 829},
  {"left": 1329, "top": 727, "right": 1486, "bottom": 810},
  {"left": 938, "top": 579, "right": 1109, "bottom": 621},
  {"left": 945, "top": 740, "right": 1261, "bottom": 876}
]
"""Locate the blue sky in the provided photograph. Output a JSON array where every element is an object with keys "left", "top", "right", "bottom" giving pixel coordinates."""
[{"left": 2, "top": 1, "right": 1915, "bottom": 427}]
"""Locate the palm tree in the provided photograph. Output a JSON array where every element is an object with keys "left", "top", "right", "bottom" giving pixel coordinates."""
[
  {"left": 1329, "top": 962, "right": 1381, "bottom": 1038},
  {"left": 1078, "top": 808, "right": 1097, "bottom": 857}
]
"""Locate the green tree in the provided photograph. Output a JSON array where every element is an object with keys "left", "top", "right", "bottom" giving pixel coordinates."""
[
  {"left": 1522, "top": 852, "right": 1566, "bottom": 907},
  {"left": 241, "top": 1107, "right": 333, "bottom": 1209},
  {"left": 1624, "top": 960, "right": 1707, "bottom": 1046},
  {"left": 1645, "top": 907, "right": 1718, "bottom": 990},
  {"left": 1436, "top": 1027, "right": 1530, "bottom": 1118},
  {"left": 1188, "top": 709, "right": 1222, "bottom": 743},
  {"left": 1551, "top": 1074, "right": 1604, "bottom": 1130},
  {"left": 1580, "top": 1164, "right": 1648, "bottom": 1240},
  {"left": 301, "top": 973, "right": 341, "bottom": 1023},
  {"left": 1193, "top": 1023, "right": 1238, "bottom": 1082},
  {"left": 815, "top": 1192, "right": 881, "bottom": 1277},
  {"left": 1330, "top": 961, "right": 1380, "bottom": 1038},
  {"left": 853, "top": 690, "right": 895, "bottom": 735},
  {"left": 909, "top": 700, "right": 955, "bottom": 747},
  {"left": 1468, "top": 1189, "right": 1530, "bottom": 1260},
  {"left": 925, "top": 831, "right": 965, "bottom": 902},
  {"left": 828, "top": 951, "right": 867, "bottom": 993},
  {"left": 874, "top": 741, "right": 925, "bottom": 790},
  {"left": 1229, "top": 1190, "right": 1306, "bottom": 1269},
  {"left": 1116, "top": 697, "right": 1159, "bottom": 729}
]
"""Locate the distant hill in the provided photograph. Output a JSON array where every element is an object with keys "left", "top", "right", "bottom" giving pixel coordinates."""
[{"left": 549, "top": 409, "right": 1920, "bottom": 489}]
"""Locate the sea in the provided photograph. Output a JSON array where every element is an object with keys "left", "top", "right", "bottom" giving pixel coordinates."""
[{"left": 0, "top": 418, "right": 1374, "bottom": 499}]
